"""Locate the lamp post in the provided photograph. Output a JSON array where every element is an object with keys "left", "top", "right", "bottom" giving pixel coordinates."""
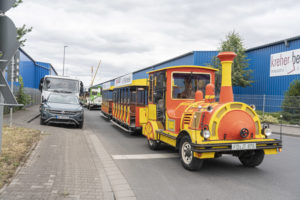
[{"left": 63, "top": 45, "right": 68, "bottom": 76}]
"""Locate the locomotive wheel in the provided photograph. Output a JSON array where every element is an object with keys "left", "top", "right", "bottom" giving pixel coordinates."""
[
  {"left": 148, "top": 139, "right": 160, "bottom": 150},
  {"left": 238, "top": 150, "right": 265, "bottom": 167},
  {"left": 179, "top": 136, "right": 203, "bottom": 171}
]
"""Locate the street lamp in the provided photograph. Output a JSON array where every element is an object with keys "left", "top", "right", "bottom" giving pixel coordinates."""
[{"left": 63, "top": 45, "right": 68, "bottom": 76}]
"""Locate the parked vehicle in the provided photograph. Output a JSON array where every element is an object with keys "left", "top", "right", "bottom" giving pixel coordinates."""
[
  {"left": 87, "top": 86, "right": 102, "bottom": 110},
  {"left": 39, "top": 75, "right": 83, "bottom": 102},
  {"left": 101, "top": 52, "right": 282, "bottom": 170},
  {"left": 40, "top": 93, "right": 84, "bottom": 128}
]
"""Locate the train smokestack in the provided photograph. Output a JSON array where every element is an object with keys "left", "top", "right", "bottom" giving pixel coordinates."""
[{"left": 217, "top": 52, "right": 237, "bottom": 103}]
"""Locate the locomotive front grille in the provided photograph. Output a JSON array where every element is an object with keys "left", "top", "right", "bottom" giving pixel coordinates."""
[{"left": 183, "top": 113, "right": 192, "bottom": 124}]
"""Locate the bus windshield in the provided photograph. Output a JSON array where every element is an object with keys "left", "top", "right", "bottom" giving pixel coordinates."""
[
  {"left": 44, "top": 78, "right": 79, "bottom": 93},
  {"left": 90, "top": 89, "right": 98, "bottom": 96}
]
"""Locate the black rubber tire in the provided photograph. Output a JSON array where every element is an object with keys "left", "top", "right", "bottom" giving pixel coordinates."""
[
  {"left": 148, "top": 139, "right": 160, "bottom": 150},
  {"left": 78, "top": 121, "right": 84, "bottom": 129},
  {"left": 239, "top": 150, "right": 265, "bottom": 167},
  {"left": 40, "top": 117, "right": 45, "bottom": 125},
  {"left": 179, "top": 135, "right": 203, "bottom": 171}
]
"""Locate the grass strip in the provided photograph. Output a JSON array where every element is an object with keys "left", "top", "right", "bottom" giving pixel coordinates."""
[{"left": 0, "top": 125, "right": 40, "bottom": 188}]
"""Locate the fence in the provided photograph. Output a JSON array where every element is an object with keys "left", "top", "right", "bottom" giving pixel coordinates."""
[{"left": 234, "top": 94, "right": 300, "bottom": 125}]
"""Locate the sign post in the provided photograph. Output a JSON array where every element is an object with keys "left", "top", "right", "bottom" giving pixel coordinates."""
[{"left": 0, "top": 0, "right": 21, "bottom": 154}]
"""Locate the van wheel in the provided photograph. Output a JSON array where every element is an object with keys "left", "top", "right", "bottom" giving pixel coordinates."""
[
  {"left": 40, "top": 117, "right": 45, "bottom": 125},
  {"left": 239, "top": 150, "right": 264, "bottom": 167},
  {"left": 148, "top": 139, "right": 160, "bottom": 150},
  {"left": 78, "top": 121, "right": 84, "bottom": 129},
  {"left": 179, "top": 136, "right": 203, "bottom": 171}
]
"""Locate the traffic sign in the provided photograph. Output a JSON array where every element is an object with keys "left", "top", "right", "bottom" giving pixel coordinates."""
[
  {"left": 0, "top": 15, "right": 19, "bottom": 70},
  {"left": 0, "top": 0, "right": 15, "bottom": 13}
]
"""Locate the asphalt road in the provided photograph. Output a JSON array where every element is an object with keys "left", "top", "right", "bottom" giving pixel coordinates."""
[{"left": 85, "top": 109, "right": 300, "bottom": 200}]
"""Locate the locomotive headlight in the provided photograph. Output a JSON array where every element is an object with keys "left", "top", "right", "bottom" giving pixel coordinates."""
[
  {"left": 264, "top": 128, "right": 272, "bottom": 136},
  {"left": 250, "top": 104, "right": 256, "bottom": 110},
  {"left": 202, "top": 129, "right": 210, "bottom": 139}
]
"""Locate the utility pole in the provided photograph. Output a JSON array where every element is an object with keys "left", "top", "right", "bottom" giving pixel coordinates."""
[
  {"left": 62, "top": 45, "right": 68, "bottom": 76},
  {"left": 9, "top": 55, "right": 14, "bottom": 127}
]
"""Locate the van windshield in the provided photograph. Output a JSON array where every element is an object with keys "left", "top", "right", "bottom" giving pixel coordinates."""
[
  {"left": 44, "top": 78, "right": 79, "bottom": 93},
  {"left": 48, "top": 94, "right": 79, "bottom": 104}
]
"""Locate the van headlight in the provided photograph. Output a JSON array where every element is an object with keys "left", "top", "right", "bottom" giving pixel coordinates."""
[
  {"left": 264, "top": 128, "right": 272, "bottom": 136},
  {"left": 202, "top": 129, "right": 210, "bottom": 139}
]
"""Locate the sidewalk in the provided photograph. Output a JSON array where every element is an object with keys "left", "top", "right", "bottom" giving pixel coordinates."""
[
  {"left": 0, "top": 106, "right": 117, "bottom": 200},
  {"left": 270, "top": 124, "right": 300, "bottom": 137}
]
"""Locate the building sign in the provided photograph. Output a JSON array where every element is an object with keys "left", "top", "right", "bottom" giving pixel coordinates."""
[
  {"left": 102, "top": 82, "right": 111, "bottom": 90},
  {"left": 114, "top": 73, "right": 132, "bottom": 87},
  {"left": 270, "top": 49, "right": 300, "bottom": 77}
]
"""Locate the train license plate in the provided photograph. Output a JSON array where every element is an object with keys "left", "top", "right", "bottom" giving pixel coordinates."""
[
  {"left": 232, "top": 143, "right": 256, "bottom": 150},
  {"left": 57, "top": 115, "right": 69, "bottom": 119}
]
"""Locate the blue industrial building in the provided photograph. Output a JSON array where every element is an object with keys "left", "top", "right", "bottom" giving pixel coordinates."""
[
  {"left": 6, "top": 48, "right": 58, "bottom": 105},
  {"left": 98, "top": 36, "right": 300, "bottom": 112}
]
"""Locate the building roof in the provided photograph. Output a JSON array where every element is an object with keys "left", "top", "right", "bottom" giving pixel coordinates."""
[
  {"left": 19, "top": 47, "right": 58, "bottom": 75},
  {"left": 246, "top": 35, "right": 300, "bottom": 52}
]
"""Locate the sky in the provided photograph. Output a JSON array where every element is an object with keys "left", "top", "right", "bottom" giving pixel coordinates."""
[{"left": 7, "top": 0, "right": 300, "bottom": 87}]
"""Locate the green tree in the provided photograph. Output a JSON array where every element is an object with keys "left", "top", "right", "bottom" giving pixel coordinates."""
[
  {"left": 13, "top": 0, "right": 33, "bottom": 46},
  {"left": 281, "top": 80, "right": 300, "bottom": 124},
  {"left": 212, "top": 31, "right": 253, "bottom": 92}
]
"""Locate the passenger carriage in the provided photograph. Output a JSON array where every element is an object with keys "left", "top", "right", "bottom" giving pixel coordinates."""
[{"left": 110, "top": 74, "right": 148, "bottom": 133}]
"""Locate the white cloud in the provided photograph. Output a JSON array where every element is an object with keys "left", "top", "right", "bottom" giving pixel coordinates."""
[{"left": 6, "top": 0, "right": 300, "bottom": 86}]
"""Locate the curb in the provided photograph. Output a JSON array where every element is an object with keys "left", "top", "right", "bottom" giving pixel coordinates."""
[
  {"left": 84, "top": 129, "right": 136, "bottom": 200},
  {"left": 27, "top": 114, "right": 40, "bottom": 123},
  {"left": 273, "top": 132, "right": 300, "bottom": 138}
]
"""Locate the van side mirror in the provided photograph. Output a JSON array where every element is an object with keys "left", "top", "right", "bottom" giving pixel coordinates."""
[{"left": 39, "top": 77, "right": 44, "bottom": 91}]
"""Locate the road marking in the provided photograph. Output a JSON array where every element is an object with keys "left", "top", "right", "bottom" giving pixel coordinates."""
[{"left": 112, "top": 153, "right": 179, "bottom": 160}]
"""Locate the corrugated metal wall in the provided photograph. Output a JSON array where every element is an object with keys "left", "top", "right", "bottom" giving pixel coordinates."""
[
  {"left": 233, "top": 39, "right": 300, "bottom": 111},
  {"left": 19, "top": 51, "right": 36, "bottom": 88},
  {"left": 193, "top": 51, "right": 218, "bottom": 66},
  {"left": 35, "top": 62, "right": 55, "bottom": 89},
  {"left": 133, "top": 53, "right": 194, "bottom": 79}
]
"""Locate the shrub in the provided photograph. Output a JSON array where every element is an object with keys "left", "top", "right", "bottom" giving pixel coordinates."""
[
  {"left": 15, "top": 76, "right": 31, "bottom": 110},
  {"left": 259, "top": 114, "right": 279, "bottom": 124},
  {"left": 281, "top": 80, "right": 300, "bottom": 125}
]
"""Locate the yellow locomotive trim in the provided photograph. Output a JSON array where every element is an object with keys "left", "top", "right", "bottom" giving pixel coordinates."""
[
  {"left": 147, "top": 65, "right": 218, "bottom": 74},
  {"left": 264, "top": 149, "right": 278, "bottom": 155},
  {"left": 102, "top": 86, "right": 115, "bottom": 91},
  {"left": 114, "top": 79, "right": 147, "bottom": 88},
  {"left": 208, "top": 102, "right": 263, "bottom": 140},
  {"left": 205, "top": 95, "right": 215, "bottom": 99},
  {"left": 220, "top": 61, "right": 233, "bottom": 87},
  {"left": 194, "top": 152, "right": 215, "bottom": 159},
  {"left": 199, "top": 138, "right": 278, "bottom": 144}
]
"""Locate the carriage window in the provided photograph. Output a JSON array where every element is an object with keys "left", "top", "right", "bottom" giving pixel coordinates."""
[
  {"left": 108, "top": 90, "right": 113, "bottom": 101},
  {"left": 131, "top": 91, "right": 136, "bottom": 103},
  {"left": 137, "top": 88, "right": 145, "bottom": 105},
  {"left": 148, "top": 74, "right": 153, "bottom": 103},
  {"left": 172, "top": 73, "right": 210, "bottom": 99}
]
